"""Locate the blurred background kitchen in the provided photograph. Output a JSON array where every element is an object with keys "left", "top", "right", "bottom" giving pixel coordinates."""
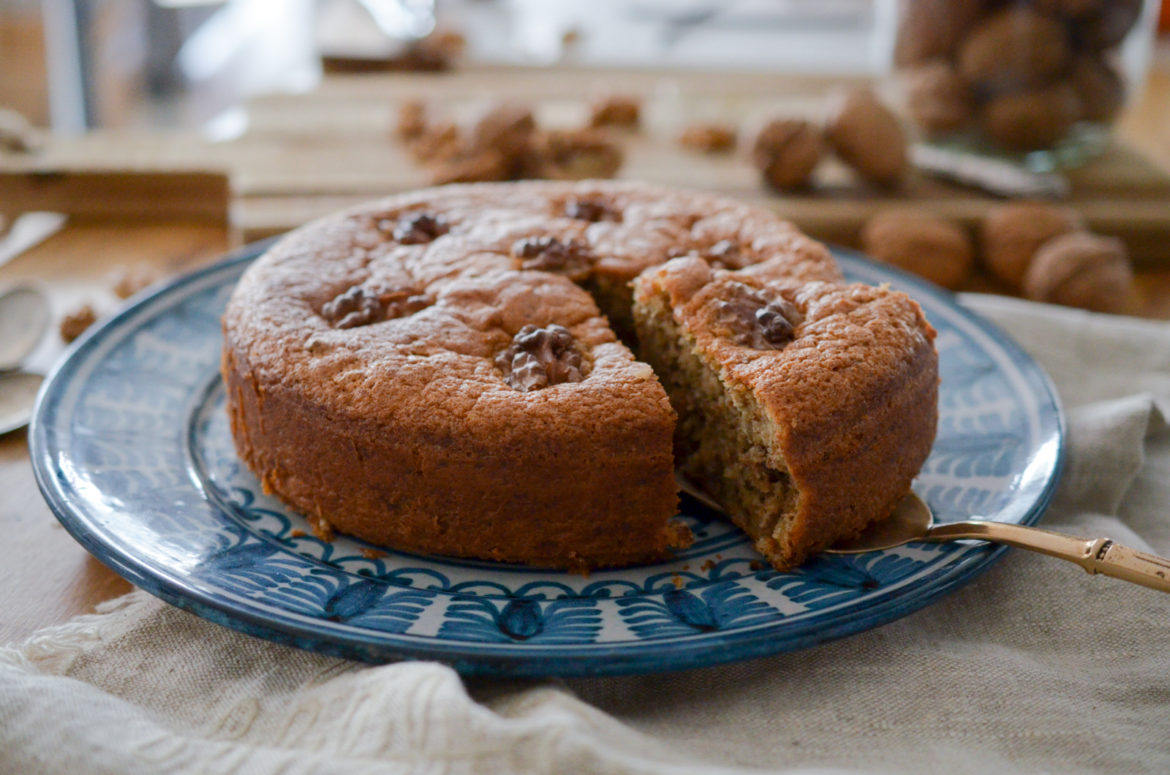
[
  {"left": 2, "top": 0, "right": 1170, "bottom": 321},
  {"left": 7, "top": 1, "right": 920, "bottom": 132}
]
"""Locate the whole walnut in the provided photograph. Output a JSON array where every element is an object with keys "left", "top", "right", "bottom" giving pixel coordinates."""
[
  {"left": 1031, "top": 0, "right": 1104, "bottom": 18},
  {"left": 825, "top": 88, "right": 907, "bottom": 187},
  {"left": 904, "top": 60, "right": 976, "bottom": 136},
  {"left": 894, "top": 0, "right": 989, "bottom": 67},
  {"left": 1076, "top": 0, "right": 1143, "bottom": 50},
  {"left": 958, "top": 7, "right": 1071, "bottom": 94},
  {"left": 751, "top": 118, "right": 823, "bottom": 190},
  {"left": 1070, "top": 54, "right": 1126, "bottom": 124},
  {"left": 981, "top": 82, "right": 1081, "bottom": 151},
  {"left": 1023, "top": 232, "right": 1132, "bottom": 313},
  {"left": 861, "top": 210, "right": 974, "bottom": 289},
  {"left": 981, "top": 201, "right": 1083, "bottom": 288}
]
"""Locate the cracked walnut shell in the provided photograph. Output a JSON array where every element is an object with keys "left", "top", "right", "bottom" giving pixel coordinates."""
[{"left": 751, "top": 119, "right": 823, "bottom": 191}]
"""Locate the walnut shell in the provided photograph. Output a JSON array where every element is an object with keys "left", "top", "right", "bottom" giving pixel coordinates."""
[
  {"left": 825, "top": 89, "right": 907, "bottom": 187},
  {"left": 958, "top": 7, "right": 1071, "bottom": 94},
  {"left": 1070, "top": 54, "right": 1126, "bottom": 123},
  {"left": 981, "top": 202, "right": 1084, "bottom": 288},
  {"left": 894, "top": 0, "right": 989, "bottom": 66},
  {"left": 1031, "top": 0, "right": 1104, "bottom": 18},
  {"left": 904, "top": 60, "right": 976, "bottom": 136},
  {"left": 861, "top": 210, "right": 974, "bottom": 289},
  {"left": 751, "top": 118, "right": 823, "bottom": 190},
  {"left": 1075, "top": 0, "right": 1143, "bottom": 50},
  {"left": 1023, "top": 232, "right": 1132, "bottom": 312},
  {"left": 981, "top": 82, "right": 1081, "bottom": 151}
]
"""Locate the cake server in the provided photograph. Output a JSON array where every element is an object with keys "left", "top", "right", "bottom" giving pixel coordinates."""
[{"left": 677, "top": 476, "right": 1170, "bottom": 593}]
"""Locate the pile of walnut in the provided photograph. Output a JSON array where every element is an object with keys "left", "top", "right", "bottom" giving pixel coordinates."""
[
  {"left": 860, "top": 202, "right": 1133, "bottom": 313},
  {"left": 395, "top": 96, "right": 637, "bottom": 186},
  {"left": 896, "top": 0, "right": 1139, "bottom": 150},
  {"left": 748, "top": 87, "right": 909, "bottom": 192}
]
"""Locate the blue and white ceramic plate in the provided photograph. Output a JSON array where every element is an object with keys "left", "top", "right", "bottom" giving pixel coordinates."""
[{"left": 31, "top": 242, "right": 1063, "bottom": 677}]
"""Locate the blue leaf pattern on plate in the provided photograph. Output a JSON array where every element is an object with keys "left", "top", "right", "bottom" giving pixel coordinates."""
[
  {"left": 617, "top": 581, "right": 779, "bottom": 639},
  {"left": 439, "top": 598, "right": 602, "bottom": 644},
  {"left": 30, "top": 247, "right": 1063, "bottom": 675},
  {"left": 768, "top": 554, "right": 930, "bottom": 609}
]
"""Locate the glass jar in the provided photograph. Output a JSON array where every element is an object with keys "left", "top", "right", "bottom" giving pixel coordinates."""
[{"left": 891, "top": 0, "right": 1159, "bottom": 170}]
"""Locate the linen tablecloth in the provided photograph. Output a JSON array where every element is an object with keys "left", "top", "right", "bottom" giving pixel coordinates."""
[{"left": 3, "top": 294, "right": 1169, "bottom": 774}]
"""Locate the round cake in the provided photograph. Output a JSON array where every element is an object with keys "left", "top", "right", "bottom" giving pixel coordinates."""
[{"left": 222, "top": 180, "right": 937, "bottom": 570}]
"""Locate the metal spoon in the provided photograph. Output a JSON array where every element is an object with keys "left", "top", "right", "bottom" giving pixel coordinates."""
[
  {"left": 678, "top": 477, "right": 1170, "bottom": 593},
  {"left": 0, "top": 284, "right": 50, "bottom": 371}
]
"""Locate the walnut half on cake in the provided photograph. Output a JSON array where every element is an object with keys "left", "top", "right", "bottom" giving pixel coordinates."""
[
  {"left": 222, "top": 180, "right": 938, "bottom": 572},
  {"left": 632, "top": 256, "right": 939, "bottom": 570}
]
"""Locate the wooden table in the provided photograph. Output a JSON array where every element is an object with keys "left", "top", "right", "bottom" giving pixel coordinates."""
[
  {"left": 4, "top": 64, "right": 1170, "bottom": 645},
  {"left": 0, "top": 223, "right": 228, "bottom": 642}
]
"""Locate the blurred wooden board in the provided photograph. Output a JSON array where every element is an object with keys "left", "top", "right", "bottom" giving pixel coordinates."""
[
  {"left": 0, "top": 131, "right": 230, "bottom": 222},
  {"left": 3, "top": 67, "right": 1170, "bottom": 266},
  {"left": 0, "top": 170, "right": 229, "bottom": 223},
  {"left": 232, "top": 69, "right": 1170, "bottom": 266}
]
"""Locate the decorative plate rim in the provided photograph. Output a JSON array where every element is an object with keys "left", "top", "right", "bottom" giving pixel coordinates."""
[{"left": 30, "top": 240, "right": 1065, "bottom": 677}]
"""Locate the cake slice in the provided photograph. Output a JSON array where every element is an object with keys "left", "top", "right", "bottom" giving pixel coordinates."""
[{"left": 632, "top": 255, "right": 939, "bottom": 570}]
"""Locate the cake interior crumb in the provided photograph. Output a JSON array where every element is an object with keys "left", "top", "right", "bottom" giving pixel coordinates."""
[{"left": 635, "top": 290, "right": 801, "bottom": 566}]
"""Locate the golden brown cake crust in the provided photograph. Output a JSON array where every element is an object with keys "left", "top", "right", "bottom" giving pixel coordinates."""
[
  {"left": 633, "top": 256, "right": 939, "bottom": 569},
  {"left": 223, "top": 181, "right": 840, "bottom": 569},
  {"left": 223, "top": 179, "right": 932, "bottom": 571}
]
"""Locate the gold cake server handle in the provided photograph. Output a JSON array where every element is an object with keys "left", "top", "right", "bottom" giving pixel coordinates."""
[{"left": 922, "top": 521, "right": 1170, "bottom": 593}]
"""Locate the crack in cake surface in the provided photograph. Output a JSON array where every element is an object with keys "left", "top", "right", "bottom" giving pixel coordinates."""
[{"left": 221, "top": 180, "right": 937, "bottom": 571}]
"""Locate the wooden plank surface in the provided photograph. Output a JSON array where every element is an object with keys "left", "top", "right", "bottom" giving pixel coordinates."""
[
  {"left": 0, "top": 222, "right": 229, "bottom": 644},
  {"left": 0, "top": 170, "right": 229, "bottom": 222},
  {"left": 3, "top": 66, "right": 1170, "bottom": 267}
]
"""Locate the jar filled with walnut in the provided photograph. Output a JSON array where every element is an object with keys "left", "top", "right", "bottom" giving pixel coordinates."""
[{"left": 892, "top": 0, "right": 1157, "bottom": 168}]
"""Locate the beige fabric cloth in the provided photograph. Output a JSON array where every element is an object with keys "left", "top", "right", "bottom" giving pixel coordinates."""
[{"left": 4, "top": 294, "right": 1170, "bottom": 774}]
